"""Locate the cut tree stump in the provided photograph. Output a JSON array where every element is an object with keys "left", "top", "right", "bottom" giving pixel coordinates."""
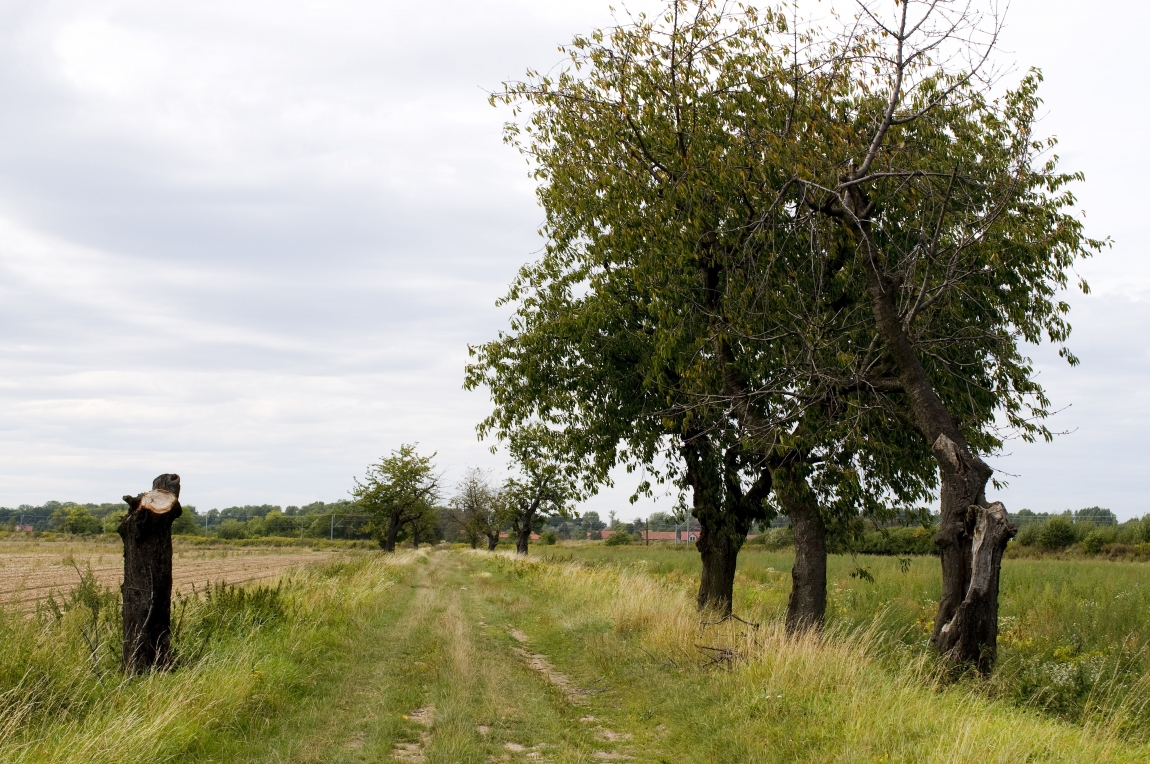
[{"left": 119, "top": 473, "right": 182, "bottom": 675}]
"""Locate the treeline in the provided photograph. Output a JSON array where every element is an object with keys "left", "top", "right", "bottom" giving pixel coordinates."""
[{"left": 0, "top": 500, "right": 370, "bottom": 540}]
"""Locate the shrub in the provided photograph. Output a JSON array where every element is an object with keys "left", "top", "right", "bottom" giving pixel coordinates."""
[
  {"left": 540, "top": 530, "right": 558, "bottom": 545},
  {"left": 826, "top": 526, "right": 938, "bottom": 556},
  {"left": 1080, "top": 530, "right": 1107, "bottom": 555},
  {"left": 604, "top": 529, "right": 631, "bottom": 546},
  {"left": 1015, "top": 522, "right": 1041, "bottom": 547},
  {"left": 1038, "top": 516, "right": 1077, "bottom": 550},
  {"left": 747, "top": 528, "right": 794, "bottom": 550},
  {"left": 216, "top": 519, "right": 248, "bottom": 540}
]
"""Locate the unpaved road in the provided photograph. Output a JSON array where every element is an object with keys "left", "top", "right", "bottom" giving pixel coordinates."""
[{"left": 0, "top": 543, "right": 337, "bottom": 611}]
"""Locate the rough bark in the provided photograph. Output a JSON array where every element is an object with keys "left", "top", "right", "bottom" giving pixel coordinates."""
[
  {"left": 486, "top": 531, "right": 500, "bottom": 551},
  {"left": 119, "top": 473, "right": 182, "bottom": 675},
  {"left": 683, "top": 435, "right": 769, "bottom": 617},
  {"left": 774, "top": 466, "right": 827, "bottom": 633},
  {"left": 515, "top": 518, "right": 533, "bottom": 555},
  {"left": 382, "top": 513, "right": 402, "bottom": 552},
  {"left": 860, "top": 244, "right": 1016, "bottom": 670},
  {"left": 696, "top": 525, "right": 745, "bottom": 615}
]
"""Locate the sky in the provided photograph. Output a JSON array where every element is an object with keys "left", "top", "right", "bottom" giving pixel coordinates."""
[{"left": 0, "top": 1, "right": 1144, "bottom": 519}]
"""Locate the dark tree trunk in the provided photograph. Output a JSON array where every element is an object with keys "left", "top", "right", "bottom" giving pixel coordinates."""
[
  {"left": 696, "top": 525, "right": 743, "bottom": 615},
  {"left": 119, "top": 473, "right": 182, "bottom": 675},
  {"left": 862, "top": 250, "right": 1017, "bottom": 671},
  {"left": 930, "top": 440, "right": 1016, "bottom": 673},
  {"left": 682, "top": 435, "right": 770, "bottom": 617},
  {"left": 774, "top": 466, "right": 827, "bottom": 633},
  {"left": 382, "top": 512, "right": 401, "bottom": 552},
  {"left": 515, "top": 519, "right": 532, "bottom": 555},
  {"left": 486, "top": 532, "right": 499, "bottom": 551}
]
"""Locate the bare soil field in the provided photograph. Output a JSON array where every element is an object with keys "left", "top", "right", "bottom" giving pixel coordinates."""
[{"left": 0, "top": 539, "right": 339, "bottom": 612}]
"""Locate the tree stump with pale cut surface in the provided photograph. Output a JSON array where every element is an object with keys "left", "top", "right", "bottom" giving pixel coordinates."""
[{"left": 119, "top": 473, "right": 182, "bottom": 675}]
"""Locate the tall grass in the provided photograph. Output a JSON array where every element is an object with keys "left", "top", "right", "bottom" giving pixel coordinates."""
[
  {"left": 0, "top": 551, "right": 419, "bottom": 763},
  {"left": 539, "top": 544, "right": 1150, "bottom": 741},
  {"left": 499, "top": 551, "right": 1148, "bottom": 760}
]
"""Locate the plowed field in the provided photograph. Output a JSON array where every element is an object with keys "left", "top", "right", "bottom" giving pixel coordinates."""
[{"left": 0, "top": 542, "right": 337, "bottom": 612}]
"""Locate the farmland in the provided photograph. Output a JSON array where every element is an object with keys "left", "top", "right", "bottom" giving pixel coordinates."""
[
  {"left": 0, "top": 538, "right": 337, "bottom": 613},
  {"left": 1, "top": 543, "right": 1148, "bottom": 763}
]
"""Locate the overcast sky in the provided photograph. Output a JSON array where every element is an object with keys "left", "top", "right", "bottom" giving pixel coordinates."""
[{"left": 0, "top": 1, "right": 1144, "bottom": 519}]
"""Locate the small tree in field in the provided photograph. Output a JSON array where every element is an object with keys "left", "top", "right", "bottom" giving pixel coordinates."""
[
  {"left": 501, "top": 426, "right": 575, "bottom": 556},
  {"left": 451, "top": 468, "right": 502, "bottom": 550},
  {"left": 354, "top": 445, "right": 440, "bottom": 552}
]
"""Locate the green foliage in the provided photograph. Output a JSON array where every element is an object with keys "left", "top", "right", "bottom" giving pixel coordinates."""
[
  {"left": 171, "top": 510, "right": 203, "bottom": 535},
  {"left": 1039, "top": 516, "right": 1079, "bottom": 550},
  {"left": 829, "top": 526, "right": 939, "bottom": 557},
  {"left": 539, "top": 530, "right": 558, "bottom": 546},
  {"left": 604, "top": 530, "right": 632, "bottom": 546},
  {"left": 48, "top": 506, "right": 101, "bottom": 535},
  {"left": 353, "top": 444, "right": 440, "bottom": 550},
  {"left": 216, "top": 519, "right": 248, "bottom": 540},
  {"left": 1080, "top": 531, "right": 1107, "bottom": 555}
]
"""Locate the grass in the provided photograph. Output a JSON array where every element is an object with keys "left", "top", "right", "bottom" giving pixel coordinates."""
[
  {"left": 538, "top": 543, "right": 1150, "bottom": 737},
  {"left": 2, "top": 544, "right": 1147, "bottom": 761}
]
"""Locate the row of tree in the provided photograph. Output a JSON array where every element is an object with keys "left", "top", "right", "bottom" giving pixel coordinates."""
[{"left": 464, "top": 0, "right": 1102, "bottom": 674}]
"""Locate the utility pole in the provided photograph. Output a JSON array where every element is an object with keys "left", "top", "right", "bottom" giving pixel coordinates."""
[
  {"left": 330, "top": 514, "right": 335, "bottom": 541},
  {"left": 646, "top": 517, "right": 649, "bottom": 546}
]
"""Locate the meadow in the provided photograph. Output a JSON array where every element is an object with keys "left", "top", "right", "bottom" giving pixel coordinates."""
[{"left": 0, "top": 541, "right": 1146, "bottom": 762}]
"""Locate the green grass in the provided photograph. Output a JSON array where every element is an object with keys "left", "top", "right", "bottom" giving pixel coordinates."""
[
  {"left": 3, "top": 545, "right": 1148, "bottom": 761},
  {"left": 539, "top": 543, "right": 1150, "bottom": 736}
]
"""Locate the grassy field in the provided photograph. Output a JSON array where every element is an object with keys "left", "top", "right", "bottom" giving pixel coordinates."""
[
  {"left": 538, "top": 543, "right": 1150, "bottom": 734},
  {"left": 1, "top": 543, "right": 1147, "bottom": 762}
]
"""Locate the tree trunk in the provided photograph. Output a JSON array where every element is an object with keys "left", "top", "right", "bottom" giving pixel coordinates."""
[
  {"left": 382, "top": 512, "right": 401, "bottom": 552},
  {"left": 930, "top": 439, "right": 1017, "bottom": 672},
  {"left": 119, "top": 473, "right": 182, "bottom": 675},
  {"left": 486, "top": 532, "right": 499, "bottom": 551},
  {"left": 515, "top": 522, "right": 532, "bottom": 555},
  {"left": 774, "top": 466, "right": 827, "bottom": 633},
  {"left": 695, "top": 525, "right": 743, "bottom": 616},
  {"left": 682, "top": 435, "right": 768, "bottom": 617},
  {"left": 861, "top": 253, "right": 1016, "bottom": 670}
]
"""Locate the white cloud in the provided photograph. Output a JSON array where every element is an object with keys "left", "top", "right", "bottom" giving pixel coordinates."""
[{"left": 0, "top": 0, "right": 1144, "bottom": 520}]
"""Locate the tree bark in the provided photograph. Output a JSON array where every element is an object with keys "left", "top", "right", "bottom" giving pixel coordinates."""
[
  {"left": 696, "top": 525, "right": 743, "bottom": 615},
  {"left": 683, "top": 435, "right": 769, "bottom": 617},
  {"left": 774, "top": 466, "right": 827, "bottom": 634},
  {"left": 861, "top": 247, "right": 1017, "bottom": 670},
  {"left": 382, "top": 512, "right": 401, "bottom": 552},
  {"left": 486, "top": 531, "right": 500, "bottom": 551},
  {"left": 119, "top": 473, "right": 182, "bottom": 675}
]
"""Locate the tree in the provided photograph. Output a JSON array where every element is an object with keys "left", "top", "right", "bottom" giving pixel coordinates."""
[
  {"left": 353, "top": 444, "right": 440, "bottom": 552},
  {"left": 451, "top": 468, "right": 502, "bottom": 550},
  {"left": 50, "top": 505, "right": 101, "bottom": 535},
  {"left": 746, "top": 0, "right": 1102, "bottom": 671},
  {"left": 475, "top": 0, "right": 932, "bottom": 623},
  {"left": 500, "top": 427, "right": 574, "bottom": 556}
]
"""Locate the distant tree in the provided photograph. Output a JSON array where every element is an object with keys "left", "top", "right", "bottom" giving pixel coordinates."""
[
  {"left": 1038, "top": 516, "right": 1078, "bottom": 550},
  {"left": 353, "top": 444, "right": 441, "bottom": 552},
  {"left": 49, "top": 505, "right": 101, "bottom": 535},
  {"left": 263, "top": 510, "right": 299, "bottom": 536},
  {"left": 171, "top": 508, "right": 203, "bottom": 536},
  {"left": 581, "top": 511, "right": 604, "bottom": 531},
  {"left": 451, "top": 468, "right": 502, "bottom": 550},
  {"left": 501, "top": 426, "right": 575, "bottom": 556},
  {"left": 216, "top": 519, "right": 247, "bottom": 540},
  {"left": 1074, "top": 507, "right": 1117, "bottom": 527}
]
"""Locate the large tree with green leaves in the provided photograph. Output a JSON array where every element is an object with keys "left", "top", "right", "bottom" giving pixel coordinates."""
[
  {"left": 719, "top": 0, "right": 1104, "bottom": 671},
  {"left": 353, "top": 444, "right": 441, "bottom": 552},
  {"left": 470, "top": 1, "right": 934, "bottom": 623}
]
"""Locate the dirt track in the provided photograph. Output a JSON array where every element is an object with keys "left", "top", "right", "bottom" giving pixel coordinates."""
[{"left": 0, "top": 543, "right": 337, "bottom": 612}]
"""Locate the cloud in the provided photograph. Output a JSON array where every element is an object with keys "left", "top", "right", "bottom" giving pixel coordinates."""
[{"left": 0, "top": 0, "right": 1144, "bottom": 520}]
